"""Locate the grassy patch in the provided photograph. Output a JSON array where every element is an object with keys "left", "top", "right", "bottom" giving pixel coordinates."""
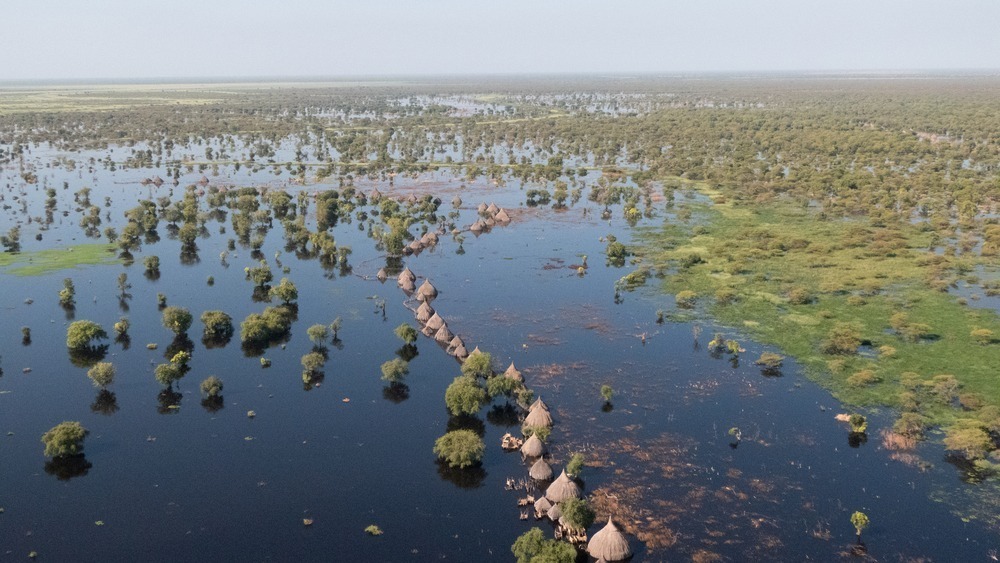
[
  {"left": 0, "top": 244, "right": 118, "bottom": 276},
  {"left": 634, "top": 193, "right": 1000, "bottom": 430}
]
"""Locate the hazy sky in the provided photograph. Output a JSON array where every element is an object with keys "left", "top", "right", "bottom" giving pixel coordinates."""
[{"left": 3, "top": 0, "right": 999, "bottom": 81}]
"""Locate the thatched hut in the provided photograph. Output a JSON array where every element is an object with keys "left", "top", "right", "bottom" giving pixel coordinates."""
[
  {"left": 417, "top": 279, "right": 438, "bottom": 301},
  {"left": 485, "top": 217, "right": 496, "bottom": 227},
  {"left": 425, "top": 312, "right": 445, "bottom": 332},
  {"left": 369, "top": 188, "right": 382, "bottom": 202},
  {"left": 470, "top": 220, "right": 484, "bottom": 233},
  {"left": 529, "top": 457, "right": 554, "bottom": 481},
  {"left": 546, "top": 502, "right": 562, "bottom": 522},
  {"left": 487, "top": 202, "right": 500, "bottom": 216},
  {"left": 533, "top": 496, "right": 552, "bottom": 519},
  {"left": 503, "top": 362, "right": 523, "bottom": 382},
  {"left": 397, "top": 267, "right": 416, "bottom": 286},
  {"left": 198, "top": 175, "right": 210, "bottom": 185},
  {"left": 152, "top": 176, "right": 165, "bottom": 187},
  {"left": 587, "top": 518, "right": 632, "bottom": 562},
  {"left": 399, "top": 277, "right": 416, "bottom": 293},
  {"left": 530, "top": 397, "right": 549, "bottom": 412},
  {"left": 451, "top": 343, "right": 468, "bottom": 359},
  {"left": 520, "top": 434, "right": 546, "bottom": 458},
  {"left": 477, "top": 202, "right": 488, "bottom": 214},
  {"left": 545, "top": 470, "right": 581, "bottom": 503},
  {"left": 407, "top": 240, "right": 423, "bottom": 255},
  {"left": 140, "top": 177, "right": 151, "bottom": 186},
  {"left": 376, "top": 268, "right": 387, "bottom": 282},
  {"left": 416, "top": 302, "right": 434, "bottom": 323},
  {"left": 434, "top": 324, "right": 453, "bottom": 343},
  {"left": 448, "top": 335, "right": 464, "bottom": 351},
  {"left": 495, "top": 208, "right": 511, "bottom": 223},
  {"left": 524, "top": 406, "right": 553, "bottom": 428}
]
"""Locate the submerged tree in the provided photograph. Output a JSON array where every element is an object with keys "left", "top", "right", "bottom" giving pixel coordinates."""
[
  {"left": 66, "top": 320, "right": 107, "bottom": 350},
  {"left": 41, "top": 421, "right": 88, "bottom": 458},
  {"left": 86, "top": 362, "right": 116, "bottom": 389},
  {"left": 200, "top": 375, "right": 224, "bottom": 398},
  {"left": 511, "top": 528, "right": 576, "bottom": 563},
  {"left": 161, "top": 306, "right": 193, "bottom": 335},
  {"left": 850, "top": 511, "right": 870, "bottom": 540},
  {"left": 433, "top": 429, "right": 485, "bottom": 468},
  {"left": 380, "top": 358, "right": 409, "bottom": 383},
  {"left": 445, "top": 376, "right": 488, "bottom": 416}
]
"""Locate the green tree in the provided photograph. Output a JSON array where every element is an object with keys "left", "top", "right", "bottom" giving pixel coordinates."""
[
  {"left": 269, "top": 277, "right": 298, "bottom": 304},
  {"left": 59, "top": 278, "right": 76, "bottom": 307},
  {"left": 461, "top": 350, "right": 493, "bottom": 379},
  {"left": 560, "top": 498, "right": 596, "bottom": 530},
  {"left": 245, "top": 260, "right": 273, "bottom": 287},
  {"left": 87, "top": 362, "right": 115, "bottom": 388},
  {"left": 143, "top": 255, "right": 160, "bottom": 274},
  {"left": 487, "top": 375, "right": 521, "bottom": 398},
  {"left": 566, "top": 453, "right": 585, "bottom": 477},
  {"left": 118, "top": 223, "right": 142, "bottom": 253},
  {"left": 433, "top": 429, "right": 485, "bottom": 468},
  {"left": 943, "top": 419, "right": 993, "bottom": 460},
  {"left": 41, "top": 421, "right": 88, "bottom": 458},
  {"left": 301, "top": 352, "right": 326, "bottom": 373},
  {"left": 850, "top": 511, "right": 870, "bottom": 538},
  {"left": 201, "top": 311, "right": 234, "bottom": 340},
  {"left": 848, "top": 413, "right": 868, "bottom": 434},
  {"left": 307, "top": 324, "right": 329, "bottom": 345},
  {"left": 394, "top": 323, "right": 418, "bottom": 344},
  {"left": 445, "top": 376, "right": 488, "bottom": 416},
  {"left": 821, "top": 322, "right": 862, "bottom": 355},
  {"left": 200, "top": 376, "right": 224, "bottom": 397},
  {"left": 511, "top": 528, "right": 576, "bottom": 563},
  {"left": 330, "top": 317, "right": 343, "bottom": 340},
  {"left": 600, "top": 384, "right": 614, "bottom": 403},
  {"left": 154, "top": 362, "right": 183, "bottom": 387},
  {"left": 161, "top": 306, "right": 193, "bottom": 335},
  {"left": 381, "top": 358, "right": 409, "bottom": 383},
  {"left": 66, "top": 320, "right": 107, "bottom": 349}
]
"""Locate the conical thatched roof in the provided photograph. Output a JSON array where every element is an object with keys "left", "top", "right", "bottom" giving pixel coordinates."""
[
  {"left": 477, "top": 202, "right": 488, "bottom": 214},
  {"left": 524, "top": 407, "right": 553, "bottom": 428},
  {"left": 545, "top": 470, "right": 581, "bottom": 503},
  {"left": 424, "top": 232, "right": 439, "bottom": 245},
  {"left": 587, "top": 518, "right": 632, "bottom": 561},
  {"left": 470, "top": 220, "right": 484, "bottom": 233},
  {"left": 495, "top": 208, "right": 511, "bottom": 223},
  {"left": 530, "top": 397, "right": 549, "bottom": 412},
  {"left": 520, "top": 434, "right": 546, "bottom": 457},
  {"left": 546, "top": 502, "right": 562, "bottom": 522},
  {"left": 370, "top": 188, "right": 382, "bottom": 202},
  {"left": 416, "top": 302, "right": 434, "bottom": 323},
  {"left": 529, "top": 457, "right": 554, "bottom": 481},
  {"left": 487, "top": 202, "right": 500, "bottom": 216},
  {"left": 198, "top": 175, "right": 210, "bottom": 185},
  {"left": 399, "top": 277, "right": 416, "bottom": 292},
  {"left": 434, "top": 324, "right": 453, "bottom": 343},
  {"left": 408, "top": 239, "right": 423, "bottom": 252},
  {"left": 485, "top": 217, "right": 496, "bottom": 227},
  {"left": 534, "top": 496, "right": 552, "bottom": 514},
  {"left": 448, "top": 335, "right": 464, "bottom": 350},
  {"left": 417, "top": 279, "right": 438, "bottom": 300},
  {"left": 376, "top": 268, "right": 387, "bottom": 282},
  {"left": 451, "top": 344, "right": 468, "bottom": 359},
  {"left": 397, "top": 267, "right": 415, "bottom": 284},
  {"left": 503, "top": 362, "right": 523, "bottom": 382},
  {"left": 425, "top": 312, "right": 445, "bottom": 331}
]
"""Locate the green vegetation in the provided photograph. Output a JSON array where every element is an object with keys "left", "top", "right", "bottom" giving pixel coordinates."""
[
  {"left": 380, "top": 358, "right": 409, "bottom": 383},
  {"left": 86, "top": 362, "right": 115, "bottom": 388},
  {"left": 66, "top": 320, "right": 107, "bottom": 349},
  {"left": 240, "top": 306, "right": 295, "bottom": 345},
  {"left": 460, "top": 349, "right": 493, "bottom": 379},
  {"left": 0, "top": 244, "right": 115, "bottom": 276},
  {"left": 600, "top": 384, "right": 614, "bottom": 403},
  {"left": 201, "top": 311, "right": 234, "bottom": 340},
  {"left": 394, "top": 323, "right": 418, "bottom": 344},
  {"left": 850, "top": 511, "right": 870, "bottom": 538},
  {"left": 269, "top": 277, "right": 298, "bottom": 304},
  {"left": 306, "top": 324, "right": 329, "bottom": 345},
  {"left": 161, "top": 306, "right": 193, "bottom": 335},
  {"left": 560, "top": 497, "right": 595, "bottom": 530},
  {"left": 433, "top": 429, "right": 485, "bottom": 468},
  {"left": 566, "top": 453, "right": 585, "bottom": 477},
  {"left": 364, "top": 525, "right": 383, "bottom": 536},
  {"left": 444, "top": 376, "right": 488, "bottom": 416},
  {"left": 511, "top": 528, "right": 576, "bottom": 563},
  {"left": 41, "top": 421, "right": 88, "bottom": 458},
  {"left": 200, "top": 376, "right": 224, "bottom": 398}
]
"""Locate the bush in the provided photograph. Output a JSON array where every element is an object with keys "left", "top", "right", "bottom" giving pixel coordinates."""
[
  {"left": 846, "top": 369, "right": 879, "bottom": 387},
  {"left": 675, "top": 290, "right": 697, "bottom": 308},
  {"left": 380, "top": 358, "right": 409, "bottom": 383},
  {"left": 200, "top": 376, "right": 224, "bottom": 397},
  {"left": 715, "top": 287, "right": 738, "bottom": 305},
  {"left": 445, "top": 376, "right": 488, "bottom": 416},
  {"left": 66, "top": 320, "right": 107, "bottom": 349},
  {"left": 201, "top": 311, "right": 234, "bottom": 340},
  {"left": 433, "top": 429, "right": 485, "bottom": 468},
  {"left": 161, "top": 306, "right": 193, "bottom": 335},
  {"left": 461, "top": 350, "right": 493, "bottom": 379},
  {"left": 41, "top": 421, "right": 88, "bottom": 458},
  {"left": 566, "top": 453, "right": 585, "bottom": 477},
  {"left": 788, "top": 287, "right": 813, "bottom": 305},
  {"left": 511, "top": 528, "right": 577, "bottom": 563},
  {"left": 394, "top": 323, "right": 418, "bottom": 344},
  {"left": 943, "top": 419, "right": 992, "bottom": 460},
  {"left": 971, "top": 328, "right": 995, "bottom": 345},
  {"left": 143, "top": 255, "right": 160, "bottom": 273},
  {"left": 301, "top": 352, "right": 326, "bottom": 373},
  {"left": 269, "top": 277, "right": 298, "bottom": 304},
  {"left": 560, "top": 498, "right": 596, "bottom": 530},
  {"left": 755, "top": 352, "right": 784, "bottom": 369},
  {"left": 486, "top": 375, "right": 521, "bottom": 398},
  {"left": 87, "top": 362, "right": 115, "bottom": 388},
  {"left": 154, "top": 362, "right": 183, "bottom": 387},
  {"left": 307, "top": 324, "right": 329, "bottom": 345},
  {"left": 240, "top": 306, "right": 295, "bottom": 344},
  {"left": 848, "top": 414, "right": 868, "bottom": 434},
  {"left": 821, "top": 322, "right": 861, "bottom": 355}
]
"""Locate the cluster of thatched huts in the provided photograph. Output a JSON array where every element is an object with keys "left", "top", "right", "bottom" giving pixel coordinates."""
[
  {"left": 469, "top": 201, "right": 511, "bottom": 234},
  {"left": 387, "top": 266, "right": 469, "bottom": 360}
]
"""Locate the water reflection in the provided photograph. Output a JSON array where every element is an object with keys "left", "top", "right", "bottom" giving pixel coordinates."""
[
  {"left": 68, "top": 345, "right": 109, "bottom": 368},
  {"left": 486, "top": 403, "right": 521, "bottom": 427},
  {"left": 44, "top": 455, "right": 92, "bottom": 481},
  {"left": 435, "top": 459, "right": 486, "bottom": 490},
  {"left": 165, "top": 334, "right": 195, "bottom": 361},
  {"left": 157, "top": 388, "right": 182, "bottom": 414},
  {"left": 90, "top": 390, "right": 119, "bottom": 416},
  {"left": 382, "top": 382, "right": 410, "bottom": 403},
  {"left": 201, "top": 395, "right": 224, "bottom": 413},
  {"left": 447, "top": 414, "right": 485, "bottom": 437},
  {"left": 395, "top": 344, "right": 419, "bottom": 362},
  {"left": 115, "top": 333, "right": 131, "bottom": 350}
]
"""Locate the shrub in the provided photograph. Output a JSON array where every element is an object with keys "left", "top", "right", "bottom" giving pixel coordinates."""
[
  {"left": 511, "top": 528, "right": 577, "bottom": 563},
  {"left": 41, "top": 421, "right": 88, "bottom": 458},
  {"left": 200, "top": 376, "right": 224, "bottom": 397},
  {"left": 715, "top": 287, "right": 738, "bottom": 305},
  {"left": 971, "top": 328, "right": 995, "bottom": 345},
  {"left": 566, "top": 453, "right": 585, "bottom": 477},
  {"left": 394, "top": 323, "right": 418, "bottom": 344},
  {"left": 461, "top": 350, "right": 493, "bottom": 379},
  {"left": 87, "top": 362, "right": 115, "bottom": 388},
  {"left": 201, "top": 311, "right": 234, "bottom": 340},
  {"left": 433, "top": 429, "right": 485, "bottom": 468},
  {"left": 380, "top": 358, "right": 409, "bottom": 383},
  {"left": 943, "top": 419, "right": 992, "bottom": 460},
  {"left": 560, "top": 498, "right": 596, "bottom": 530},
  {"left": 846, "top": 369, "right": 879, "bottom": 387},
  {"left": 848, "top": 414, "right": 868, "bottom": 434},
  {"left": 675, "top": 290, "right": 697, "bottom": 308},
  {"left": 307, "top": 324, "right": 329, "bottom": 345},
  {"left": 269, "top": 277, "right": 298, "bottom": 304},
  {"left": 788, "top": 287, "right": 813, "bottom": 305},
  {"left": 66, "top": 320, "right": 107, "bottom": 349},
  {"left": 821, "top": 322, "right": 861, "bottom": 355},
  {"left": 154, "top": 362, "right": 183, "bottom": 387},
  {"left": 445, "top": 376, "right": 488, "bottom": 416},
  {"left": 161, "top": 306, "right": 193, "bottom": 335}
]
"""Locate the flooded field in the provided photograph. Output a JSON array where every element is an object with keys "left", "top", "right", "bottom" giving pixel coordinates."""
[{"left": 1, "top": 81, "right": 1000, "bottom": 562}]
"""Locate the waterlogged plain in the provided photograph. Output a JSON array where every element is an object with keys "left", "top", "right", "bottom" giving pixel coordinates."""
[{"left": 0, "top": 79, "right": 999, "bottom": 561}]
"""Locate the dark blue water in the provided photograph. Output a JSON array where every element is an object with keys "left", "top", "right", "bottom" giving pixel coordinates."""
[{"left": 0, "top": 151, "right": 998, "bottom": 562}]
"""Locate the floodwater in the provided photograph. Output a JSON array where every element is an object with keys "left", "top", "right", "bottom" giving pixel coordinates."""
[{"left": 1, "top": 145, "right": 998, "bottom": 562}]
